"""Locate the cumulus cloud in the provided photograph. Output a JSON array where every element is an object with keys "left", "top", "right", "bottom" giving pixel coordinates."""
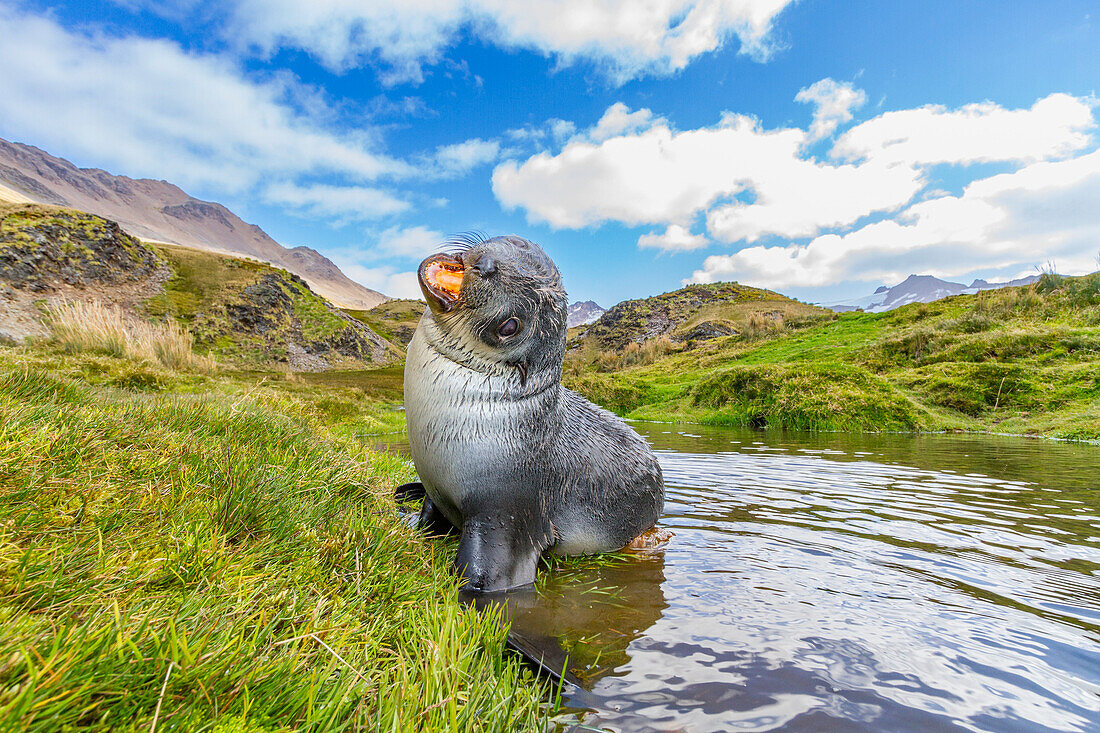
[
  {"left": 586, "top": 103, "right": 666, "bottom": 143},
  {"left": 229, "top": 0, "right": 796, "bottom": 84},
  {"left": 638, "top": 224, "right": 709, "bottom": 251},
  {"left": 493, "top": 106, "right": 924, "bottom": 239},
  {"left": 689, "top": 149, "right": 1100, "bottom": 289},
  {"left": 795, "top": 78, "right": 866, "bottom": 141},
  {"left": 833, "top": 93, "right": 1095, "bottom": 166},
  {"left": 430, "top": 138, "right": 501, "bottom": 178},
  {"left": 0, "top": 5, "right": 412, "bottom": 225},
  {"left": 493, "top": 91, "right": 1098, "bottom": 266}
]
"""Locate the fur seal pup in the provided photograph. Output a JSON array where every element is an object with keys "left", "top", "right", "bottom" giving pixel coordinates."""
[{"left": 401, "top": 234, "right": 664, "bottom": 592}]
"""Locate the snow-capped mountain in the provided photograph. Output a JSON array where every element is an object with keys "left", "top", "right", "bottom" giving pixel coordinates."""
[
  {"left": 567, "top": 300, "right": 606, "bottom": 327},
  {"left": 824, "top": 274, "right": 1039, "bottom": 313}
]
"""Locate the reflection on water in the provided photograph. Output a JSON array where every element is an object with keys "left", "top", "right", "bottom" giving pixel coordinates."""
[{"left": 382, "top": 425, "right": 1100, "bottom": 732}]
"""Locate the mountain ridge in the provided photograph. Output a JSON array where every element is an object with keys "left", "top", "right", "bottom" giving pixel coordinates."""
[
  {"left": 0, "top": 138, "right": 386, "bottom": 309},
  {"left": 567, "top": 300, "right": 605, "bottom": 328},
  {"left": 825, "top": 273, "right": 1040, "bottom": 313}
]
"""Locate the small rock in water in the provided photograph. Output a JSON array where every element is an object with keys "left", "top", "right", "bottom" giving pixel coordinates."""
[{"left": 626, "top": 526, "right": 674, "bottom": 550}]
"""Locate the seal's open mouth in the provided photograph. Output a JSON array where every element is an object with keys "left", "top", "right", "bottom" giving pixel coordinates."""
[{"left": 418, "top": 253, "right": 464, "bottom": 312}]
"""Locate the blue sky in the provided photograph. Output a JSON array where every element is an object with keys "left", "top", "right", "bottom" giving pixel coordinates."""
[{"left": 0, "top": 1, "right": 1097, "bottom": 307}]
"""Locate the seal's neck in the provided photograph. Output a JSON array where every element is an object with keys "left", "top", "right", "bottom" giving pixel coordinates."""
[{"left": 418, "top": 313, "right": 561, "bottom": 400}]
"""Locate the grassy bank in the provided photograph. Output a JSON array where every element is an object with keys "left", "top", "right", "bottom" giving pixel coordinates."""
[
  {"left": 0, "top": 345, "right": 550, "bottom": 731},
  {"left": 565, "top": 273, "right": 1100, "bottom": 440}
]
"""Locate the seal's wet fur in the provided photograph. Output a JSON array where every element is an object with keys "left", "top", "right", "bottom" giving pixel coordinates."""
[{"left": 404, "top": 235, "right": 664, "bottom": 592}]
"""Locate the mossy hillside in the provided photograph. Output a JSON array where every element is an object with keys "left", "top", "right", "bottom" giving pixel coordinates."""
[
  {"left": 0, "top": 343, "right": 550, "bottom": 731},
  {"left": 564, "top": 273, "right": 1100, "bottom": 440},
  {"left": 146, "top": 243, "right": 397, "bottom": 368},
  {"left": 578, "top": 281, "right": 828, "bottom": 351},
  {"left": 0, "top": 204, "right": 161, "bottom": 290},
  {"left": 345, "top": 298, "right": 424, "bottom": 349}
]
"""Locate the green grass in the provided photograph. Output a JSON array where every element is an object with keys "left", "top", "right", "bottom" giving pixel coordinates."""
[
  {"left": 144, "top": 244, "right": 269, "bottom": 320},
  {"left": 564, "top": 274, "right": 1100, "bottom": 440},
  {"left": 344, "top": 300, "right": 423, "bottom": 350},
  {"left": 0, "top": 344, "right": 551, "bottom": 731},
  {"left": 143, "top": 244, "right": 398, "bottom": 368}
]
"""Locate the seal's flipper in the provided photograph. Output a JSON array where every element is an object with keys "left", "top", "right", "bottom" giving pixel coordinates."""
[
  {"left": 505, "top": 628, "right": 582, "bottom": 688},
  {"left": 417, "top": 495, "right": 456, "bottom": 536},
  {"left": 394, "top": 481, "right": 426, "bottom": 503},
  {"left": 454, "top": 517, "right": 551, "bottom": 592}
]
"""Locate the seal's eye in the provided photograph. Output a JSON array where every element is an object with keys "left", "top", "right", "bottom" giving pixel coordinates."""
[{"left": 497, "top": 317, "right": 521, "bottom": 338}]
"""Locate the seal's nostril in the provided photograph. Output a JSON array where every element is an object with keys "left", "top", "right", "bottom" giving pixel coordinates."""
[{"left": 472, "top": 255, "right": 497, "bottom": 277}]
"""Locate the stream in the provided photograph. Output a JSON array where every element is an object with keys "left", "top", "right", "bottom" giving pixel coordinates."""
[{"left": 378, "top": 424, "right": 1100, "bottom": 732}]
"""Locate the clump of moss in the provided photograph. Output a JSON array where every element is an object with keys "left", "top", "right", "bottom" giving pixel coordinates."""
[{"left": 688, "top": 363, "right": 924, "bottom": 431}]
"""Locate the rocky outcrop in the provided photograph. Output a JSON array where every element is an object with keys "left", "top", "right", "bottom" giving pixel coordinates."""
[
  {"left": 0, "top": 205, "right": 160, "bottom": 290},
  {"left": 586, "top": 283, "right": 768, "bottom": 349},
  {"left": 211, "top": 272, "right": 390, "bottom": 365},
  {"left": 0, "top": 203, "right": 395, "bottom": 368},
  {"left": 675, "top": 321, "right": 737, "bottom": 342}
]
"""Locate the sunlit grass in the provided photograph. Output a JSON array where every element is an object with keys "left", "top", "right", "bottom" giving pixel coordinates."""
[
  {"left": 45, "top": 299, "right": 217, "bottom": 373},
  {"left": 0, "top": 347, "right": 551, "bottom": 731},
  {"left": 563, "top": 275, "right": 1100, "bottom": 440}
]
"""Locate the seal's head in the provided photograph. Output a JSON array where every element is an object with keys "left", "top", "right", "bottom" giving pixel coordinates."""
[{"left": 417, "top": 235, "right": 567, "bottom": 387}]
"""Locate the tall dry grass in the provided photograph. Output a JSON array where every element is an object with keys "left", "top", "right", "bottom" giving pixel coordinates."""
[
  {"left": 574, "top": 335, "right": 682, "bottom": 373},
  {"left": 744, "top": 311, "right": 785, "bottom": 338},
  {"left": 45, "top": 299, "right": 216, "bottom": 372}
]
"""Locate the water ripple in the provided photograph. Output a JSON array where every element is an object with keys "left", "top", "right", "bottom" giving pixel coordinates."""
[{"left": 539, "top": 426, "right": 1100, "bottom": 732}]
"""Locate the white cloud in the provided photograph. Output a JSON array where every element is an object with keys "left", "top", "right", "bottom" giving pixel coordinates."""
[
  {"left": 833, "top": 93, "right": 1095, "bottom": 166},
  {"left": 0, "top": 7, "right": 410, "bottom": 195},
  {"left": 549, "top": 119, "right": 578, "bottom": 142},
  {"left": 375, "top": 225, "right": 446, "bottom": 259},
  {"left": 340, "top": 263, "right": 424, "bottom": 300},
  {"left": 587, "top": 103, "right": 665, "bottom": 143},
  {"left": 263, "top": 183, "right": 410, "bottom": 222},
  {"left": 493, "top": 93, "right": 1098, "bottom": 256},
  {"left": 493, "top": 108, "right": 924, "bottom": 239},
  {"left": 504, "top": 118, "right": 578, "bottom": 153},
  {"left": 229, "top": 0, "right": 796, "bottom": 84},
  {"left": 689, "top": 149, "right": 1100, "bottom": 289},
  {"left": 430, "top": 138, "right": 501, "bottom": 178},
  {"left": 795, "top": 78, "right": 866, "bottom": 141},
  {"left": 638, "top": 224, "right": 709, "bottom": 251}
]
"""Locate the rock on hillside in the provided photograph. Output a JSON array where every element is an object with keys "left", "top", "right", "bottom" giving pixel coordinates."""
[
  {"left": 581, "top": 282, "right": 826, "bottom": 350},
  {"left": 142, "top": 243, "right": 397, "bottom": 370},
  {"left": 0, "top": 204, "right": 396, "bottom": 369},
  {"left": 1, "top": 204, "right": 160, "bottom": 291},
  {"left": 0, "top": 138, "right": 386, "bottom": 309}
]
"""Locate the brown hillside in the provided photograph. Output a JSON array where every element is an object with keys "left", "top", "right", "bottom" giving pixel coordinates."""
[{"left": 0, "top": 138, "right": 386, "bottom": 309}]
